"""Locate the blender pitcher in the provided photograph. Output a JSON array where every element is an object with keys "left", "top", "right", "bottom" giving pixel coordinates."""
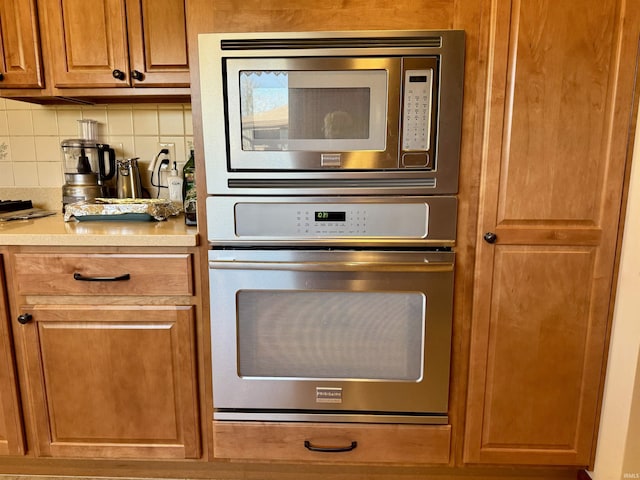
[
  {"left": 61, "top": 119, "right": 117, "bottom": 208},
  {"left": 61, "top": 140, "right": 116, "bottom": 186},
  {"left": 61, "top": 138, "right": 106, "bottom": 208}
]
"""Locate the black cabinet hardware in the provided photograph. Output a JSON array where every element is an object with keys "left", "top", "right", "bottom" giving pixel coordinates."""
[
  {"left": 304, "top": 440, "right": 357, "bottom": 453},
  {"left": 483, "top": 232, "right": 498, "bottom": 244},
  {"left": 73, "top": 272, "right": 131, "bottom": 282}
]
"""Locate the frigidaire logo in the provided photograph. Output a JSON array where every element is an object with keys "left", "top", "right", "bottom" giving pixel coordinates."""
[{"left": 316, "top": 387, "right": 342, "bottom": 403}]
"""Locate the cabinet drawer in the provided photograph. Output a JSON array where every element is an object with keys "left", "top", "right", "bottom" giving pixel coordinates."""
[
  {"left": 213, "top": 421, "right": 451, "bottom": 464},
  {"left": 13, "top": 253, "right": 193, "bottom": 296}
]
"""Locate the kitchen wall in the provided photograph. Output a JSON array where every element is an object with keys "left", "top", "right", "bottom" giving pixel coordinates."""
[
  {"left": 0, "top": 98, "right": 193, "bottom": 203},
  {"left": 592, "top": 109, "right": 640, "bottom": 480}
]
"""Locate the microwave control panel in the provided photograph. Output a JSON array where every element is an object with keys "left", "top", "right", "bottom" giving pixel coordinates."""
[
  {"left": 234, "top": 202, "right": 429, "bottom": 238},
  {"left": 399, "top": 56, "right": 439, "bottom": 170},
  {"left": 402, "top": 68, "right": 433, "bottom": 152}
]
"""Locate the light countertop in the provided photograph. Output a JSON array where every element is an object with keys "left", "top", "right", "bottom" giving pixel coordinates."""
[{"left": 0, "top": 212, "right": 199, "bottom": 247}]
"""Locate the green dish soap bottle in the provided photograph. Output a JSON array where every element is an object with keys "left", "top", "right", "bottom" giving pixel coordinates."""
[{"left": 183, "top": 149, "right": 197, "bottom": 226}]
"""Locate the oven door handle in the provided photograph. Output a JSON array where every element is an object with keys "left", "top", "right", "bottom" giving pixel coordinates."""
[{"left": 209, "top": 260, "right": 453, "bottom": 273}]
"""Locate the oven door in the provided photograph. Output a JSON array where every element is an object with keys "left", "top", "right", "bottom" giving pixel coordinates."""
[{"left": 209, "top": 249, "right": 454, "bottom": 424}]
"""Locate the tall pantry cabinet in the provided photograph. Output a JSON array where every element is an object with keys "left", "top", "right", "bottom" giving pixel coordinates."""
[{"left": 464, "top": 0, "right": 640, "bottom": 466}]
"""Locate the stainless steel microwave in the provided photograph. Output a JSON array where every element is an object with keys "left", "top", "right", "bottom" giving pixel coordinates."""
[{"left": 199, "top": 30, "right": 465, "bottom": 196}]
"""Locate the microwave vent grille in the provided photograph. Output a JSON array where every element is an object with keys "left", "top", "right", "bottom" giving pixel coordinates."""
[
  {"left": 220, "top": 37, "right": 442, "bottom": 51},
  {"left": 228, "top": 178, "right": 437, "bottom": 189}
]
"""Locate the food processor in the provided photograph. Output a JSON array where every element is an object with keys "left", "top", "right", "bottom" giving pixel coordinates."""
[{"left": 61, "top": 120, "right": 116, "bottom": 210}]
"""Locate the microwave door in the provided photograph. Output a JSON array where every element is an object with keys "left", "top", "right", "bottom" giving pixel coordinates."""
[{"left": 225, "top": 57, "right": 402, "bottom": 171}]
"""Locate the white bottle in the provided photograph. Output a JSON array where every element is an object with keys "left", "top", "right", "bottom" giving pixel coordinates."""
[{"left": 167, "top": 162, "right": 184, "bottom": 205}]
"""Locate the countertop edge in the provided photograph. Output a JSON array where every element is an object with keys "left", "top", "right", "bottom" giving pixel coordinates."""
[{"left": 0, "top": 214, "right": 199, "bottom": 248}]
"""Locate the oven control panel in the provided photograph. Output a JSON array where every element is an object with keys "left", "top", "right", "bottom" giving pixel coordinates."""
[
  {"left": 234, "top": 202, "right": 429, "bottom": 238},
  {"left": 206, "top": 196, "right": 458, "bottom": 245}
]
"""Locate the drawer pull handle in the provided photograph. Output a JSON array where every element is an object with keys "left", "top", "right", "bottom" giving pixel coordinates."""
[
  {"left": 304, "top": 440, "right": 357, "bottom": 453},
  {"left": 73, "top": 272, "right": 131, "bottom": 282}
]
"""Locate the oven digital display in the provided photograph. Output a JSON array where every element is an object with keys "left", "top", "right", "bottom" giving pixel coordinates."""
[{"left": 315, "top": 211, "right": 346, "bottom": 222}]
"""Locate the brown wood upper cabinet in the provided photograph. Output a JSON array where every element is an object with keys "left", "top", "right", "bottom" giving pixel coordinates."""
[
  {"left": 40, "top": 0, "right": 189, "bottom": 89},
  {"left": 0, "top": 0, "right": 43, "bottom": 88}
]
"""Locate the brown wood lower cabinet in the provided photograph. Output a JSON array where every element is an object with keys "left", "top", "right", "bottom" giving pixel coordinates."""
[
  {"left": 0, "top": 253, "right": 25, "bottom": 456},
  {"left": 17, "top": 305, "right": 200, "bottom": 459},
  {"left": 213, "top": 421, "right": 451, "bottom": 465},
  {"left": 4, "top": 248, "right": 202, "bottom": 460}
]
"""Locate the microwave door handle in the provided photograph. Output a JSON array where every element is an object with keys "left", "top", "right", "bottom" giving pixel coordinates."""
[{"left": 209, "top": 261, "right": 453, "bottom": 273}]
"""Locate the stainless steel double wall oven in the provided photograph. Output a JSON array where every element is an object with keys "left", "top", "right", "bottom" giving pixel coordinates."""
[{"left": 199, "top": 30, "right": 465, "bottom": 424}]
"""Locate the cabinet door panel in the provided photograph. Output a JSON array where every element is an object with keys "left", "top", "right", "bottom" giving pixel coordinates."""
[
  {"left": 0, "top": 0, "right": 43, "bottom": 88},
  {"left": 497, "top": 1, "right": 616, "bottom": 225},
  {"left": 0, "top": 256, "right": 24, "bottom": 456},
  {"left": 126, "top": 0, "right": 189, "bottom": 87},
  {"left": 42, "top": 0, "right": 130, "bottom": 87},
  {"left": 475, "top": 247, "right": 600, "bottom": 463},
  {"left": 464, "top": 0, "right": 640, "bottom": 466},
  {"left": 20, "top": 305, "right": 200, "bottom": 459}
]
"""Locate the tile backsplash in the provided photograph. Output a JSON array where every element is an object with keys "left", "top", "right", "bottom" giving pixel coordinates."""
[{"left": 0, "top": 98, "right": 193, "bottom": 193}]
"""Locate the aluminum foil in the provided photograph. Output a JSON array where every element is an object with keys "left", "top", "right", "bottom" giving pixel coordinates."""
[{"left": 64, "top": 198, "right": 181, "bottom": 222}]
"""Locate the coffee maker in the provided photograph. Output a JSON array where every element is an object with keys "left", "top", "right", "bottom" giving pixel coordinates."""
[{"left": 61, "top": 120, "right": 116, "bottom": 210}]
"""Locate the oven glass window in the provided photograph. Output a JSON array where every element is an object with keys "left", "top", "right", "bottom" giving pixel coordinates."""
[
  {"left": 238, "top": 70, "right": 387, "bottom": 152},
  {"left": 236, "top": 290, "right": 425, "bottom": 381}
]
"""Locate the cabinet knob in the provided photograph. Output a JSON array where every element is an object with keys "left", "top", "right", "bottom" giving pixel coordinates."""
[
  {"left": 17, "top": 313, "right": 33, "bottom": 325},
  {"left": 131, "top": 70, "right": 144, "bottom": 81},
  {"left": 0, "top": 73, "right": 4, "bottom": 81},
  {"left": 483, "top": 232, "right": 498, "bottom": 244},
  {"left": 112, "top": 69, "right": 126, "bottom": 80}
]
